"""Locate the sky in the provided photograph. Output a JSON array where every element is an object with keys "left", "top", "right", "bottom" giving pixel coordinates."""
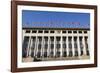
[{"left": 22, "top": 10, "right": 90, "bottom": 28}]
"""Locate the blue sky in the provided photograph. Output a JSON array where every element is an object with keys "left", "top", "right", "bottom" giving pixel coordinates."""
[{"left": 22, "top": 10, "right": 90, "bottom": 28}]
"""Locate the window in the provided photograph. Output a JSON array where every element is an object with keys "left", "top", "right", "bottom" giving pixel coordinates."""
[
  {"left": 44, "top": 30, "right": 49, "bottom": 33},
  {"left": 50, "top": 37, "right": 54, "bottom": 42},
  {"left": 69, "top": 51, "right": 72, "bottom": 57},
  {"left": 50, "top": 30, "right": 54, "bottom": 33},
  {"left": 75, "top": 51, "right": 78, "bottom": 56},
  {"left": 62, "top": 31, "right": 66, "bottom": 33},
  {"left": 51, "top": 44, "right": 54, "bottom": 49},
  {"left": 68, "top": 31, "right": 72, "bottom": 33},
  {"left": 26, "top": 30, "right": 30, "bottom": 33},
  {"left": 32, "top": 30, "right": 37, "bottom": 33},
  {"left": 56, "top": 51, "right": 60, "bottom": 57},
  {"left": 79, "top": 31, "right": 82, "bottom": 33},
  {"left": 73, "top": 31, "right": 77, "bottom": 33},
  {"left": 84, "top": 31, "right": 87, "bottom": 33},
  {"left": 38, "top": 30, "right": 43, "bottom": 33},
  {"left": 63, "top": 51, "right": 67, "bottom": 57},
  {"left": 44, "top": 52, "right": 47, "bottom": 57}
]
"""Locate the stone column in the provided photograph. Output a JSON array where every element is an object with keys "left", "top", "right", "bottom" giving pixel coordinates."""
[
  {"left": 22, "top": 30, "right": 25, "bottom": 41},
  {"left": 87, "top": 31, "right": 90, "bottom": 55},
  {"left": 47, "top": 36, "right": 50, "bottom": 58},
  {"left": 66, "top": 33, "right": 69, "bottom": 57},
  {"left": 29, "top": 37, "right": 33, "bottom": 57},
  {"left": 36, "top": 37, "right": 39, "bottom": 58},
  {"left": 77, "top": 36, "right": 81, "bottom": 58},
  {"left": 82, "top": 36, "right": 86, "bottom": 55},
  {"left": 54, "top": 36, "right": 56, "bottom": 57},
  {"left": 60, "top": 36, "right": 63, "bottom": 57},
  {"left": 34, "top": 36, "right": 37, "bottom": 57},
  {"left": 27, "top": 36, "right": 31, "bottom": 57},
  {"left": 42, "top": 36, "right": 44, "bottom": 58},
  {"left": 72, "top": 36, "right": 75, "bottom": 57}
]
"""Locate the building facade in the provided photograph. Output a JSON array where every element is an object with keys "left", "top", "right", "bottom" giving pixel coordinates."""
[{"left": 22, "top": 28, "right": 90, "bottom": 62}]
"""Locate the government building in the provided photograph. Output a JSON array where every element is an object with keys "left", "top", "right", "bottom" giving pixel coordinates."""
[{"left": 22, "top": 27, "right": 90, "bottom": 62}]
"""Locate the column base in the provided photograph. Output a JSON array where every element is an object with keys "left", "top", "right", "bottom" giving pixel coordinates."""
[{"left": 22, "top": 55, "right": 90, "bottom": 62}]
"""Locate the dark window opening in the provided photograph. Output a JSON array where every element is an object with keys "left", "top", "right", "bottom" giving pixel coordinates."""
[
  {"left": 26, "top": 30, "right": 30, "bottom": 33},
  {"left": 32, "top": 30, "right": 37, "bottom": 33},
  {"left": 37, "top": 52, "right": 41, "bottom": 58},
  {"left": 38, "top": 30, "right": 43, "bottom": 33},
  {"left": 84, "top": 31, "right": 87, "bottom": 33},
  {"left": 80, "top": 51, "right": 83, "bottom": 56},
  {"left": 56, "top": 51, "right": 60, "bottom": 57},
  {"left": 86, "top": 50, "right": 90, "bottom": 56},
  {"left": 69, "top": 51, "right": 73, "bottom": 57},
  {"left": 50, "top": 31, "right": 54, "bottom": 33},
  {"left": 44, "top": 52, "right": 47, "bottom": 58},
  {"left": 68, "top": 31, "right": 72, "bottom": 33},
  {"left": 44, "top": 30, "right": 49, "bottom": 33},
  {"left": 68, "top": 37, "right": 72, "bottom": 49},
  {"left": 79, "top": 31, "right": 82, "bottom": 33},
  {"left": 62, "top": 31, "right": 66, "bottom": 33},
  {"left": 75, "top": 51, "right": 78, "bottom": 57},
  {"left": 51, "top": 44, "right": 54, "bottom": 49},
  {"left": 73, "top": 31, "right": 77, "bottom": 33},
  {"left": 63, "top": 51, "right": 67, "bottom": 57},
  {"left": 50, "top": 51, "right": 54, "bottom": 57}
]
